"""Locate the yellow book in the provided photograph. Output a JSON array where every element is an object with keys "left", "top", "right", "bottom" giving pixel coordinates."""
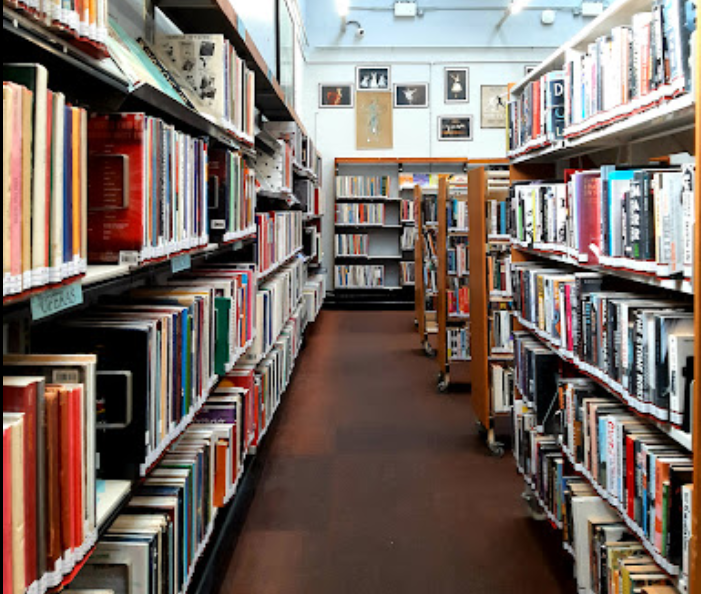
[
  {"left": 21, "top": 86, "right": 34, "bottom": 292},
  {"left": 72, "top": 107, "right": 81, "bottom": 269},
  {"left": 3, "top": 87, "right": 13, "bottom": 292}
]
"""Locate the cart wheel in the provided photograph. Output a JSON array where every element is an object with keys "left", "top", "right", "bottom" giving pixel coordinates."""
[
  {"left": 522, "top": 492, "right": 546, "bottom": 521},
  {"left": 437, "top": 373, "right": 450, "bottom": 393},
  {"left": 423, "top": 341, "right": 437, "bottom": 358},
  {"left": 414, "top": 318, "right": 419, "bottom": 328},
  {"left": 489, "top": 442, "right": 506, "bottom": 458}
]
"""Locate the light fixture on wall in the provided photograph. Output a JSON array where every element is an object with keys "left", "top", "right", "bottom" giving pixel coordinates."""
[
  {"left": 509, "top": 0, "right": 531, "bottom": 14},
  {"left": 337, "top": 0, "right": 349, "bottom": 17},
  {"left": 394, "top": 1, "right": 418, "bottom": 18}
]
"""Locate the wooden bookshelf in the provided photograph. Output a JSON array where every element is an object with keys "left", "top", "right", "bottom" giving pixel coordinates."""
[
  {"left": 414, "top": 185, "right": 438, "bottom": 356},
  {"left": 436, "top": 177, "right": 450, "bottom": 385}
]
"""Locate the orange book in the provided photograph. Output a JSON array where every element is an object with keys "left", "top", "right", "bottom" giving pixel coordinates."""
[
  {"left": 214, "top": 440, "right": 228, "bottom": 508},
  {"left": 72, "top": 108, "right": 81, "bottom": 268},
  {"left": 70, "top": 385, "right": 84, "bottom": 548}
]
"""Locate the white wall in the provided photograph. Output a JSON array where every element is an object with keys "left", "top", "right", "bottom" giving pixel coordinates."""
[{"left": 302, "top": 47, "right": 554, "bottom": 275}]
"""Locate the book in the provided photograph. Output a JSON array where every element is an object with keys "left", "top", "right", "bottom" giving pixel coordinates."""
[{"left": 3, "top": 413, "right": 26, "bottom": 594}]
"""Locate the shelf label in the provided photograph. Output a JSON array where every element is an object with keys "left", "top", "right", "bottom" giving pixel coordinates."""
[
  {"left": 171, "top": 254, "right": 192, "bottom": 274},
  {"left": 31, "top": 283, "right": 84, "bottom": 321}
]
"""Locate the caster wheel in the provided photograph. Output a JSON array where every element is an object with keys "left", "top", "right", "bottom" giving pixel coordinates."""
[
  {"left": 423, "top": 342, "right": 437, "bottom": 358},
  {"left": 437, "top": 374, "right": 450, "bottom": 393},
  {"left": 489, "top": 443, "right": 506, "bottom": 458}
]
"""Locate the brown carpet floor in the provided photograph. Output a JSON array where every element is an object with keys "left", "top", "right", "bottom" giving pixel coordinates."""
[{"left": 215, "top": 310, "right": 577, "bottom": 594}]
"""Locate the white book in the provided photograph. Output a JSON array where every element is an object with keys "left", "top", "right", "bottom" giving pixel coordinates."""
[
  {"left": 681, "top": 164, "right": 695, "bottom": 279},
  {"left": 668, "top": 332, "right": 695, "bottom": 427}
]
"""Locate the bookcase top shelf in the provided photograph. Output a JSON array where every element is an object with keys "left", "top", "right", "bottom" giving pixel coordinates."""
[
  {"left": 153, "top": 0, "right": 307, "bottom": 132},
  {"left": 3, "top": 7, "right": 257, "bottom": 154},
  {"left": 510, "top": 0, "right": 664, "bottom": 96}
]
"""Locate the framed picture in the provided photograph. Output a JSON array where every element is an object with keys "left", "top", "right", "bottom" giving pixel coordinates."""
[
  {"left": 356, "top": 92, "right": 393, "bottom": 150},
  {"left": 357, "top": 66, "right": 391, "bottom": 91},
  {"left": 444, "top": 67, "right": 469, "bottom": 103},
  {"left": 524, "top": 65, "right": 538, "bottom": 77},
  {"left": 319, "top": 84, "right": 354, "bottom": 108},
  {"left": 438, "top": 116, "right": 473, "bottom": 141},
  {"left": 481, "top": 85, "right": 509, "bottom": 129},
  {"left": 394, "top": 83, "right": 429, "bottom": 108}
]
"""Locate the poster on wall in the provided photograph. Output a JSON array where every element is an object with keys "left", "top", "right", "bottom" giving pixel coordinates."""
[
  {"left": 356, "top": 92, "right": 393, "bottom": 150},
  {"left": 357, "top": 66, "right": 391, "bottom": 91},
  {"left": 438, "top": 116, "right": 473, "bottom": 141},
  {"left": 444, "top": 67, "right": 469, "bottom": 103},
  {"left": 480, "top": 85, "right": 509, "bottom": 129},
  {"left": 319, "top": 84, "right": 354, "bottom": 108},
  {"left": 394, "top": 83, "right": 429, "bottom": 108}
]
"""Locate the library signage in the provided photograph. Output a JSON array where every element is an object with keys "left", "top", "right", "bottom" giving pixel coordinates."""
[{"left": 31, "top": 283, "right": 84, "bottom": 321}]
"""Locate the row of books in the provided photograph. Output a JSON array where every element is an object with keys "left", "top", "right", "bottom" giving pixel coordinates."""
[
  {"left": 488, "top": 252, "right": 513, "bottom": 298},
  {"left": 508, "top": 0, "right": 697, "bottom": 153},
  {"left": 335, "top": 204, "right": 386, "bottom": 226},
  {"left": 208, "top": 149, "right": 257, "bottom": 243},
  {"left": 295, "top": 179, "right": 322, "bottom": 217},
  {"left": 401, "top": 227, "right": 418, "bottom": 251},
  {"left": 248, "top": 259, "right": 305, "bottom": 364},
  {"left": 336, "top": 176, "right": 392, "bottom": 198},
  {"left": 3, "top": 370, "right": 97, "bottom": 594},
  {"left": 448, "top": 198, "right": 469, "bottom": 231},
  {"left": 304, "top": 227, "right": 323, "bottom": 264},
  {"left": 264, "top": 121, "right": 318, "bottom": 176},
  {"left": 34, "top": 267, "right": 255, "bottom": 480},
  {"left": 558, "top": 377, "right": 694, "bottom": 574},
  {"left": 448, "top": 325, "right": 471, "bottom": 361},
  {"left": 490, "top": 364, "right": 514, "bottom": 414},
  {"left": 3, "top": 66, "right": 89, "bottom": 298},
  {"left": 447, "top": 278, "right": 470, "bottom": 316},
  {"left": 490, "top": 308, "right": 514, "bottom": 356},
  {"left": 513, "top": 401, "right": 685, "bottom": 594},
  {"left": 511, "top": 164, "right": 696, "bottom": 279},
  {"left": 156, "top": 34, "right": 256, "bottom": 141},
  {"left": 336, "top": 234, "right": 369, "bottom": 257},
  {"left": 401, "top": 199, "right": 416, "bottom": 223},
  {"left": 89, "top": 113, "right": 210, "bottom": 265},
  {"left": 447, "top": 239, "right": 469, "bottom": 278},
  {"left": 256, "top": 212, "right": 303, "bottom": 275},
  {"left": 400, "top": 262, "right": 415, "bottom": 286},
  {"left": 488, "top": 198, "right": 511, "bottom": 238},
  {"left": 303, "top": 274, "right": 326, "bottom": 325},
  {"left": 511, "top": 263, "right": 696, "bottom": 430},
  {"left": 6, "top": 0, "right": 109, "bottom": 47},
  {"left": 257, "top": 131, "right": 294, "bottom": 194},
  {"left": 335, "top": 265, "right": 385, "bottom": 289}
]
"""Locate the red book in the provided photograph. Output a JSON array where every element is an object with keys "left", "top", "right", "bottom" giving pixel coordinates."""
[
  {"left": 626, "top": 435, "right": 637, "bottom": 520},
  {"left": 69, "top": 386, "right": 84, "bottom": 548},
  {"left": 87, "top": 113, "right": 147, "bottom": 264},
  {"left": 44, "top": 388, "right": 62, "bottom": 570},
  {"left": 58, "top": 387, "right": 76, "bottom": 553},
  {"left": 574, "top": 171, "right": 602, "bottom": 264},
  {"left": 3, "top": 423, "right": 13, "bottom": 594},
  {"left": 221, "top": 369, "right": 256, "bottom": 452},
  {"left": 214, "top": 441, "right": 228, "bottom": 508},
  {"left": 3, "top": 377, "right": 44, "bottom": 587}
]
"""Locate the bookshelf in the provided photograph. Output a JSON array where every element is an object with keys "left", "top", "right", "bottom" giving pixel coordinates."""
[
  {"left": 333, "top": 158, "right": 468, "bottom": 307},
  {"left": 2, "top": 4, "right": 327, "bottom": 594},
  {"left": 503, "top": 1, "right": 698, "bottom": 591}
]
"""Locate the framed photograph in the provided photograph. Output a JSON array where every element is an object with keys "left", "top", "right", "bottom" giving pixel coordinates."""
[
  {"left": 394, "top": 83, "right": 429, "bottom": 108},
  {"left": 438, "top": 116, "right": 473, "bottom": 141},
  {"left": 357, "top": 66, "right": 391, "bottom": 91},
  {"left": 444, "top": 67, "right": 469, "bottom": 103},
  {"left": 319, "top": 84, "right": 354, "bottom": 108},
  {"left": 356, "top": 92, "right": 393, "bottom": 150},
  {"left": 481, "top": 85, "right": 509, "bottom": 129}
]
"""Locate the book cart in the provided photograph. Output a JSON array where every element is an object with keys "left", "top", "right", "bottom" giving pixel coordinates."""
[
  {"left": 503, "top": 0, "right": 699, "bottom": 591},
  {"left": 467, "top": 165, "right": 513, "bottom": 457},
  {"left": 2, "top": 2, "right": 327, "bottom": 593}
]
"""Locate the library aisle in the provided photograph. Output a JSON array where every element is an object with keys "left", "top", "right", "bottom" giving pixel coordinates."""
[{"left": 215, "top": 311, "right": 576, "bottom": 594}]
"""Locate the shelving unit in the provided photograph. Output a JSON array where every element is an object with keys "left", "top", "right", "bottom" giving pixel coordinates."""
[
  {"left": 2, "top": 2, "right": 328, "bottom": 592},
  {"left": 502, "top": 1, "right": 699, "bottom": 590}
]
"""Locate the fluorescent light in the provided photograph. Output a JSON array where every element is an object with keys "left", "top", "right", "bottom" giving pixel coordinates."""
[
  {"left": 337, "top": 0, "right": 350, "bottom": 17},
  {"left": 510, "top": 0, "right": 530, "bottom": 14}
]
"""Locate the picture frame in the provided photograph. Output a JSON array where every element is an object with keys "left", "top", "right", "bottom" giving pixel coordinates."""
[
  {"left": 394, "top": 83, "right": 429, "bottom": 108},
  {"left": 356, "top": 92, "right": 393, "bottom": 150},
  {"left": 444, "top": 67, "right": 469, "bottom": 103},
  {"left": 438, "top": 116, "right": 473, "bottom": 141},
  {"left": 356, "top": 66, "right": 391, "bottom": 92},
  {"left": 480, "top": 85, "right": 509, "bottom": 129},
  {"left": 524, "top": 65, "right": 538, "bottom": 77},
  {"left": 319, "top": 84, "right": 355, "bottom": 108}
]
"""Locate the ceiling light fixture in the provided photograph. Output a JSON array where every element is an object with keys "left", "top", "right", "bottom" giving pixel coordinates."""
[{"left": 510, "top": 0, "right": 531, "bottom": 15}]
